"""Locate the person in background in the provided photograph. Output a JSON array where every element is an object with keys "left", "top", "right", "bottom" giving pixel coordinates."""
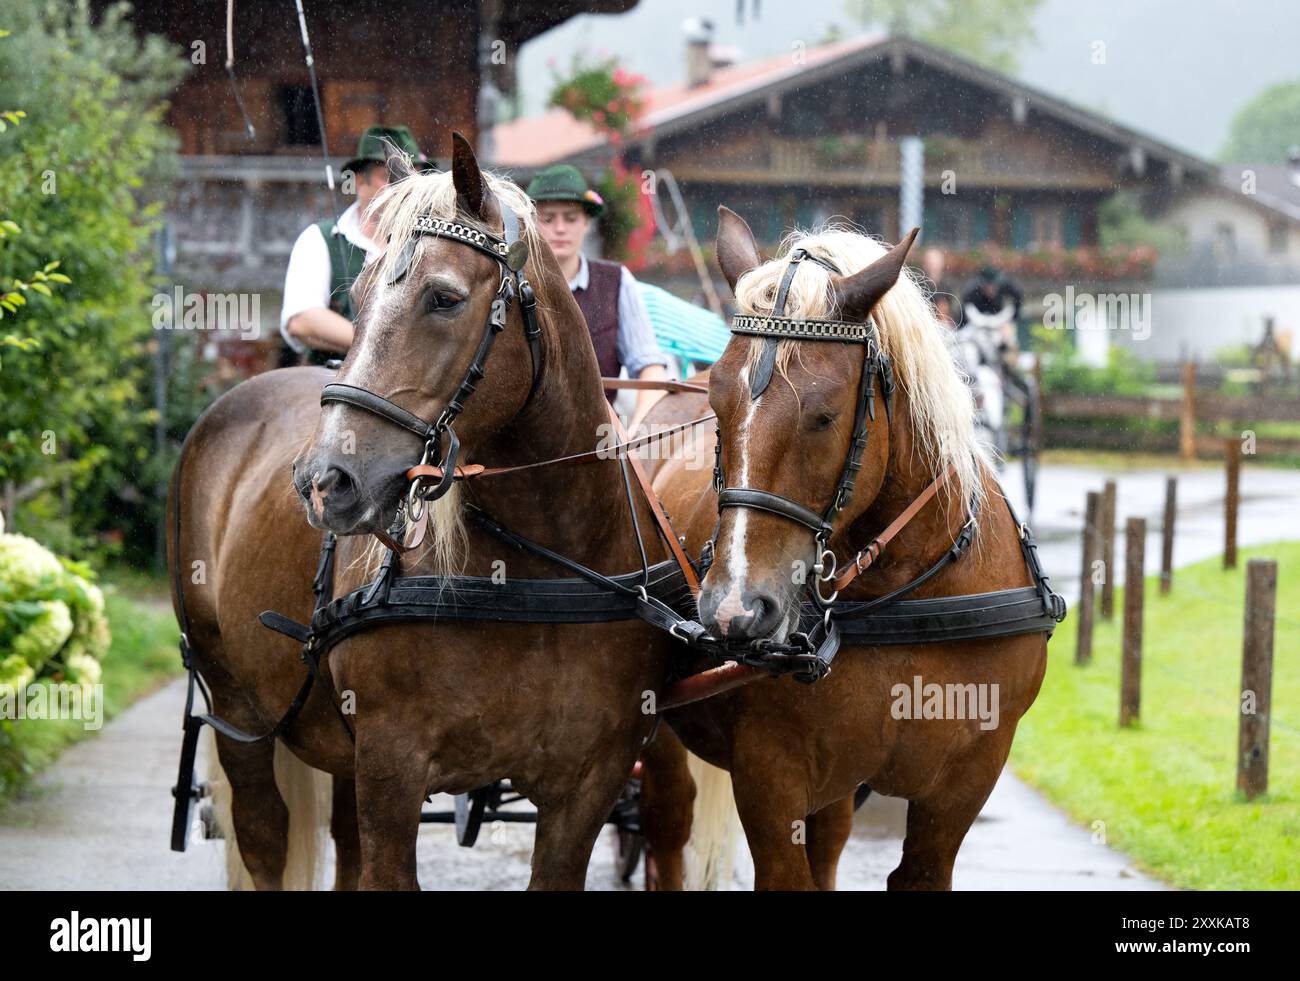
[
  {"left": 280, "top": 125, "right": 430, "bottom": 365},
  {"left": 961, "top": 266, "right": 1023, "bottom": 333},
  {"left": 920, "top": 246, "right": 956, "bottom": 328},
  {"left": 526, "top": 164, "right": 669, "bottom": 428}
]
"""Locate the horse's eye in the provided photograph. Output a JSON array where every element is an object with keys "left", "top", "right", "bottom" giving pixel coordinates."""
[
  {"left": 424, "top": 289, "right": 462, "bottom": 314},
  {"left": 810, "top": 410, "right": 838, "bottom": 432}
]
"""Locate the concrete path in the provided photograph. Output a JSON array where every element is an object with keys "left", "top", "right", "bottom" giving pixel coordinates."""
[
  {"left": 4, "top": 460, "right": 1296, "bottom": 890},
  {"left": 0, "top": 674, "right": 1164, "bottom": 890}
]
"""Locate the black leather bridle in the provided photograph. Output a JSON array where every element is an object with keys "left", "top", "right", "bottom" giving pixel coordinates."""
[
  {"left": 318, "top": 214, "right": 543, "bottom": 516},
  {"left": 712, "top": 246, "right": 897, "bottom": 608}
]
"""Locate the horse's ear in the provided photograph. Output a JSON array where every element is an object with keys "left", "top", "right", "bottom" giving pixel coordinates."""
[
  {"left": 451, "top": 132, "right": 486, "bottom": 218},
  {"left": 831, "top": 227, "right": 920, "bottom": 323},
  {"left": 716, "top": 205, "right": 762, "bottom": 293}
]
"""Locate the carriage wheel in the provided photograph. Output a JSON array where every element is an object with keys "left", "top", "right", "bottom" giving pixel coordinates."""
[
  {"left": 615, "top": 828, "right": 645, "bottom": 884},
  {"left": 1022, "top": 443, "right": 1039, "bottom": 515},
  {"left": 1020, "top": 376, "right": 1039, "bottom": 515},
  {"left": 454, "top": 786, "right": 490, "bottom": 847},
  {"left": 609, "top": 777, "right": 646, "bottom": 885},
  {"left": 853, "top": 783, "right": 873, "bottom": 811},
  {"left": 198, "top": 800, "right": 223, "bottom": 840}
]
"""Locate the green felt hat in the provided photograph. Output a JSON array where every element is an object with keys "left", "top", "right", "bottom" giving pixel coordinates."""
[
  {"left": 342, "top": 125, "right": 431, "bottom": 176},
  {"left": 526, "top": 164, "right": 604, "bottom": 217}
]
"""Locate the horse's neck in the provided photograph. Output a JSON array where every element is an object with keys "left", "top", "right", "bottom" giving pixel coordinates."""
[
  {"left": 442, "top": 286, "right": 643, "bottom": 574},
  {"left": 844, "top": 395, "right": 975, "bottom": 598}
]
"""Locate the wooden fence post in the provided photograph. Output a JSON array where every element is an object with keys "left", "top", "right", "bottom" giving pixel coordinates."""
[
  {"left": 1225, "top": 437, "right": 1241, "bottom": 570},
  {"left": 1237, "top": 559, "right": 1276, "bottom": 800},
  {"left": 1119, "top": 517, "right": 1145, "bottom": 728},
  {"left": 1180, "top": 362, "right": 1196, "bottom": 460},
  {"left": 1160, "top": 476, "right": 1177, "bottom": 595},
  {"left": 1100, "top": 479, "right": 1117, "bottom": 620},
  {"left": 1077, "top": 491, "right": 1099, "bottom": 665}
]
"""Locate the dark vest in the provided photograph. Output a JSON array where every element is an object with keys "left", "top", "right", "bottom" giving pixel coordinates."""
[
  {"left": 573, "top": 257, "right": 622, "bottom": 403},
  {"left": 296, "top": 218, "right": 367, "bottom": 366}
]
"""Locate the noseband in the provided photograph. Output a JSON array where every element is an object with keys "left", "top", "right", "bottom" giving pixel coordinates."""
[
  {"left": 713, "top": 247, "right": 896, "bottom": 606},
  {"left": 318, "top": 214, "right": 543, "bottom": 518}
]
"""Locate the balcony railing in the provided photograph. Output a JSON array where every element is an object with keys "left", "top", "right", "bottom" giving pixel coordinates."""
[{"left": 674, "top": 136, "right": 1115, "bottom": 189}]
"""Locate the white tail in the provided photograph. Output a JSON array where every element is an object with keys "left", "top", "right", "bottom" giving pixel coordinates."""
[
  {"left": 683, "top": 753, "right": 741, "bottom": 890},
  {"left": 202, "top": 728, "right": 333, "bottom": 890}
]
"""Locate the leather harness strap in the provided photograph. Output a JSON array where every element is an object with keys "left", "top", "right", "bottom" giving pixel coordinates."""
[
  {"left": 605, "top": 404, "right": 700, "bottom": 593},
  {"left": 830, "top": 464, "right": 958, "bottom": 593},
  {"left": 403, "top": 407, "right": 716, "bottom": 486}
]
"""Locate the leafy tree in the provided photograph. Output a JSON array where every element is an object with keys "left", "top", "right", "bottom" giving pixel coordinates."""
[
  {"left": 0, "top": 0, "right": 186, "bottom": 555},
  {"left": 844, "top": 0, "right": 1043, "bottom": 73},
  {"left": 0, "top": 26, "right": 69, "bottom": 353},
  {"left": 1221, "top": 78, "right": 1300, "bottom": 164},
  {"left": 1098, "top": 190, "right": 1183, "bottom": 253}
]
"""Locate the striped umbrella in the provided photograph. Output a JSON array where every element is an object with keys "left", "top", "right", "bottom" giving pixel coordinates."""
[{"left": 637, "top": 282, "right": 730, "bottom": 369}]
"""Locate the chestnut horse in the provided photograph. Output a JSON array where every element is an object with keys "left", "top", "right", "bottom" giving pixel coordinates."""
[
  {"left": 168, "top": 137, "right": 696, "bottom": 889},
  {"left": 647, "top": 208, "right": 1057, "bottom": 889}
]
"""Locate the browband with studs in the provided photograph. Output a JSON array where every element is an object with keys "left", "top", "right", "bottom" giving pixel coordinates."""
[{"left": 730, "top": 314, "right": 877, "bottom": 344}]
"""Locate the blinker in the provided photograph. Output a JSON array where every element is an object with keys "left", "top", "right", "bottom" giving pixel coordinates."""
[
  {"left": 387, "top": 236, "right": 419, "bottom": 285},
  {"left": 506, "top": 239, "right": 530, "bottom": 272}
]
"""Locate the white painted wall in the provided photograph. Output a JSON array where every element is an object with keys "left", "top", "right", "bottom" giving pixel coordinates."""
[
  {"left": 1113, "top": 284, "right": 1300, "bottom": 362},
  {"left": 1163, "top": 190, "right": 1300, "bottom": 269}
]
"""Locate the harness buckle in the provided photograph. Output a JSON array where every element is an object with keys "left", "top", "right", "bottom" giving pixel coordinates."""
[{"left": 813, "top": 547, "right": 839, "bottom": 607}]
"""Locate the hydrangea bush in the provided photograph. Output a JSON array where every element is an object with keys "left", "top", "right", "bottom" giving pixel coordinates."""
[{"left": 0, "top": 509, "right": 110, "bottom": 693}]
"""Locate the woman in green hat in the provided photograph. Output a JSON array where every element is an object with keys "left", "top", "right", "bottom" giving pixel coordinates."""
[
  {"left": 280, "top": 126, "right": 430, "bottom": 364},
  {"left": 526, "top": 164, "right": 669, "bottom": 427}
]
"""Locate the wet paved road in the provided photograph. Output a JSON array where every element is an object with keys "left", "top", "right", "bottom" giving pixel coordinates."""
[
  {"left": 2, "top": 460, "right": 1295, "bottom": 890},
  {"left": 0, "top": 676, "right": 1165, "bottom": 890}
]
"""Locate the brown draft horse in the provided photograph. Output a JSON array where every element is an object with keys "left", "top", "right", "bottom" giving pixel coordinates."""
[
  {"left": 646, "top": 208, "right": 1053, "bottom": 890},
  {"left": 168, "top": 136, "right": 696, "bottom": 889}
]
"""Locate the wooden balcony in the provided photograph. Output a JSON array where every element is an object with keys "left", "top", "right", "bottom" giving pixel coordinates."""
[{"left": 667, "top": 136, "right": 1116, "bottom": 190}]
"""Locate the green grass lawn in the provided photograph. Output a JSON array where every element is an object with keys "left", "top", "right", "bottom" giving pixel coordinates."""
[
  {"left": 1010, "top": 542, "right": 1300, "bottom": 890},
  {"left": 0, "top": 572, "right": 180, "bottom": 801}
]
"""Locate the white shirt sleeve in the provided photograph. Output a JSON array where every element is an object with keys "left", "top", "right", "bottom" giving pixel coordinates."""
[
  {"left": 615, "top": 266, "right": 668, "bottom": 376},
  {"left": 279, "top": 223, "right": 332, "bottom": 352}
]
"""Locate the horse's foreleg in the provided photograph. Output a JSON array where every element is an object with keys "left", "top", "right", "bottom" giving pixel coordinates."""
[
  {"left": 805, "top": 796, "right": 855, "bottom": 891},
  {"left": 731, "top": 746, "right": 817, "bottom": 891},
  {"left": 330, "top": 775, "right": 361, "bottom": 891},
  {"left": 530, "top": 759, "right": 635, "bottom": 891},
  {"left": 637, "top": 726, "right": 695, "bottom": 890},
  {"left": 353, "top": 741, "right": 426, "bottom": 890},
  {"left": 888, "top": 740, "right": 1009, "bottom": 891}
]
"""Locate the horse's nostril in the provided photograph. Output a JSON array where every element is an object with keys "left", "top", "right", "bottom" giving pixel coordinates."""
[
  {"left": 703, "top": 584, "right": 784, "bottom": 641},
  {"left": 315, "top": 467, "right": 345, "bottom": 495}
]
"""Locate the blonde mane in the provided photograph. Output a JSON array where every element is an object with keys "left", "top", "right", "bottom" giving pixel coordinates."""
[
  {"left": 732, "top": 224, "right": 988, "bottom": 519},
  {"left": 363, "top": 166, "right": 549, "bottom": 302}
]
